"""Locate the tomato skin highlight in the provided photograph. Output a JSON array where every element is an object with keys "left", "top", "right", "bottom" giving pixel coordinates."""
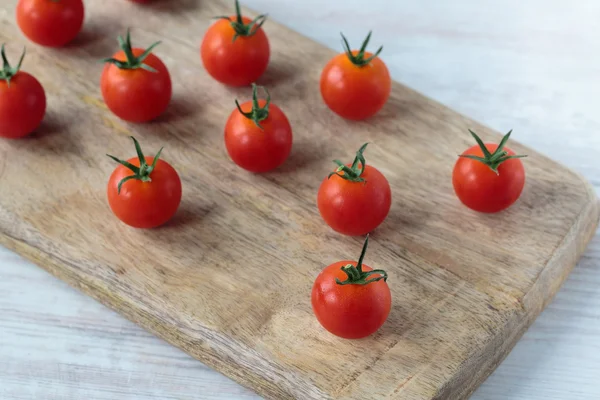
[
  {"left": 312, "top": 261, "right": 391, "bottom": 339},
  {"left": 225, "top": 99, "right": 292, "bottom": 173},
  {"left": 0, "top": 72, "right": 46, "bottom": 139},
  {"left": 320, "top": 51, "right": 391, "bottom": 121},
  {"left": 107, "top": 156, "right": 182, "bottom": 229},
  {"left": 16, "top": 0, "right": 84, "bottom": 47},
  {"left": 201, "top": 16, "right": 270, "bottom": 87},
  {"left": 101, "top": 48, "right": 172, "bottom": 123},
  {"left": 453, "top": 144, "right": 525, "bottom": 213},
  {"left": 318, "top": 165, "right": 391, "bottom": 236}
]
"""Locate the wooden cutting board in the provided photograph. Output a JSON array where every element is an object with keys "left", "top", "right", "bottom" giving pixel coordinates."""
[{"left": 0, "top": 1, "right": 597, "bottom": 399}]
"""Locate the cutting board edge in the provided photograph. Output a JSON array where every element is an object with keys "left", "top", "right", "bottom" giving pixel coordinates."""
[
  {"left": 2, "top": 178, "right": 598, "bottom": 400},
  {"left": 437, "top": 180, "right": 600, "bottom": 400},
  {"left": 0, "top": 231, "right": 325, "bottom": 400}
]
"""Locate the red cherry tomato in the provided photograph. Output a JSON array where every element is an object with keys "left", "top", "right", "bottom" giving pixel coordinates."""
[
  {"left": 16, "top": 0, "right": 84, "bottom": 47},
  {"left": 225, "top": 84, "right": 292, "bottom": 173},
  {"left": 320, "top": 32, "right": 391, "bottom": 121},
  {"left": 201, "top": 0, "right": 269, "bottom": 86},
  {"left": 101, "top": 30, "right": 171, "bottom": 123},
  {"left": 107, "top": 137, "right": 182, "bottom": 229},
  {"left": 0, "top": 46, "right": 46, "bottom": 139},
  {"left": 453, "top": 129, "right": 526, "bottom": 213},
  {"left": 318, "top": 144, "right": 391, "bottom": 236},
  {"left": 312, "top": 235, "right": 391, "bottom": 339}
]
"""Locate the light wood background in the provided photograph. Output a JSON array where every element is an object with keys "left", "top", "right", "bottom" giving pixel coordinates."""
[{"left": 1, "top": 0, "right": 599, "bottom": 399}]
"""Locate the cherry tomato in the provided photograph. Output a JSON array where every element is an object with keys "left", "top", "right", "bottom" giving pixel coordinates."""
[
  {"left": 320, "top": 31, "right": 391, "bottom": 121},
  {"left": 312, "top": 235, "right": 391, "bottom": 339},
  {"left": 318, "top": 144, "right": 391, "bottom": 236},
  {"left": 0, "top": 45, "right": 46, "bottom": 139},
  {"left": 101, "top": 30, "right": 171, "bottom": 123},
  {"left": 16, "top": 0, "right": 84, "bottom": 47},
  {"left": 225, "top": 84, "right": 292, "bottom": 173},
  {"left": 453, "top": 129, "right": 526, "bottom": 213},
  {"left": 201, "top": 0, "right": 269, "bottom": 87},
  {"left": 107, "top": 137, "right": 181, "bottom": 229}
]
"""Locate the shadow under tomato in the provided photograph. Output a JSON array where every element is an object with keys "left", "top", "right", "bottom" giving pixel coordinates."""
[
  {"left": 256, "top": 59, "right": 301, "bottom": 88},
  {"left": 64, "top": 27, "right": 104, "bottom": 49},
  {"left": 145, "top": 0, "right": 200, "bottom": 13},
  {"left": 28, "top": 114, "right": 65, "bottom": 140},
  {"left": 157, "top": 200, "right": 216, "bottom": 231},
  {"left": 273, "top": 139, "right": 328, "bottom": 175},
  {"left": 351, "top": 91, "right": 414, "bottom": 127},
  {"left": 153, "top": 96, "right": 198, "bottom": 124}
]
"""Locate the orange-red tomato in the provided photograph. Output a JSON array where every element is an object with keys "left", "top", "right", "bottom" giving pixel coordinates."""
[
  {"left": 16, "top": 0, "right": 84, "bottom": 47},
  {"left": 225, "top": 85, "right": 292, "bottom": 173},
  {"left": 201, "top": 1, "right": 269, "bottom": 87},
  {"left": 312, "top": 235, "right": 391, "bottom": 339},
  {"left": 453, "top": 130, "right": 526, "bottom": 213},
  {"left": 101, "top": 31, "right": 171, "bottom": 123},
  {"left": 0, "top": 46, "right": 46, "bottom": 139},
  {"left": 320, "top": 32, "right": 391, "bottom": 121},
  {"left": 107, "top": 137, "right": 181, "bottom": 229},
  {"left": 318, "top": 144, "right": 391, "bottom": 236}
]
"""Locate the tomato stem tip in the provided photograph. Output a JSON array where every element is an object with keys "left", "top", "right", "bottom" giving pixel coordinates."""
[
  {"left": 106, "top": 136, "right": 164, "bottom": 194},
  {"left": 341, "top": 31, "right": 383, "bottom": 67},
  {"left": 328, "top": 142, "right": 370, "bottom": 183},
  {"left": 214, "top": 0, "right": 268, "bottom": 42},
  {"left": 459, "top": 129, "right": 527, "bottom": 174},
  {"left": 336, "top": 234, "right": 389, "bottom": 286},
  {"left": 235, "top": 83, "right": 271, "bottom": 130},
  {"left": 101, "top": 29, "right": 161, "bottom": 72},
  {"left": 0, "top": 44, "right": 26, "bottom": 86}
]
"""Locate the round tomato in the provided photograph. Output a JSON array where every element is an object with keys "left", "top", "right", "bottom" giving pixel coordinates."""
[
  {"left": 453, "top": 129, "right": 526, "bottom": 213},
  {"left": 0, "top": 45, "right": 46, "bottom": 139},
  {"left": 312, "top": 235, "right": 391, "bottom": 339},
  {"left": 16, "top": 0, "right": 84, "bottom": 47},
  {"left": 201, "top": 0, "right": 269, "bottom": 86},
  {"left": 225, "top": 84, "right": 292, "bottom": 173},
  {"left": 318, "top": 143, "right": 391, "bottom": 236},
  {"left": 107, "top": 137, "right": 181, "bottom": 229},
  {"left": 320, "top": 31, "right": 391, "bottom": 121},
  {"left": 101, "top": 30, "right": 171, "bottom": 123}
]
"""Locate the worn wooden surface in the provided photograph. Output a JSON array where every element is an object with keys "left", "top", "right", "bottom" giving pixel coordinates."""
[{"left": 0, "top": 0, "right": 598, "bottom": 399}]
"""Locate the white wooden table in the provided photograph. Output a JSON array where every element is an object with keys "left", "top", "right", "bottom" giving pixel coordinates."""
[{"left": 2, "top": 0, "right": 599, "bottom": 399}]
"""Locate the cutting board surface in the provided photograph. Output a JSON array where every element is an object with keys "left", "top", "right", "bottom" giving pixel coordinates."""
[{"left": 0, "top": 1, "right": 598, "bottom": 399}]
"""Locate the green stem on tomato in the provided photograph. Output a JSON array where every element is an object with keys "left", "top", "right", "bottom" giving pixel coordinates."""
[
  {"left": 0, "top": 44, "right": 26, "bottom": 86},
  {"left": 459, "top": 129, "right": 527, "bottom": 174},
  {"left": 341, "top": 31, "right": 383, "bottom": 67},
  {"left": 100, "top": 29, "right": 161, "bottom": 72},
  {"left": 336, "top": 235, "right": 388, "bottom": 286},
  {"left": 215, "top": 0, "right": 268, "bottom": 42},
  {"left": 328, "top": 143, "right": 369, "bottom": 183},
  {"left": 235, "top": 83, "right": 271, "bottom": 130},
  {"left": 106, "top": 136, "right": 164, "bottom": 194}
]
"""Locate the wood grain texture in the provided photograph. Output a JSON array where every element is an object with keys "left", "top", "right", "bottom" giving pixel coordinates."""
[{"left": 0, "top": 0, "right": 598, "bottom": 399}]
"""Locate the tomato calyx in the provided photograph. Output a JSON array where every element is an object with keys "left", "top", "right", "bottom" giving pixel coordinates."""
[
  {"left": 0, "top": 44, "right": 26, "bottom": 86},
  {"left": 235, "top": 83, "right": 271, "bottom": 129},
  {"left": 329, "top": 143, "right": 369, "bottom": 183},
  {"left": 101, "top": 29, "right": 161, "bottom": 73},
  {"left": 336, "top": 235, "right": 388, "bottom": 286},
  {"left": 459, "top": 129, "right": 527, "bottom": 174},
  {"left": 216, "top": 0, "right": 268, "bottom": 42},
  {"left": 341, "top": 31, "right": 383, "bottom": 67},
  {"left": 106, "top": 136, "right": 164, "bottom": 194}
]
